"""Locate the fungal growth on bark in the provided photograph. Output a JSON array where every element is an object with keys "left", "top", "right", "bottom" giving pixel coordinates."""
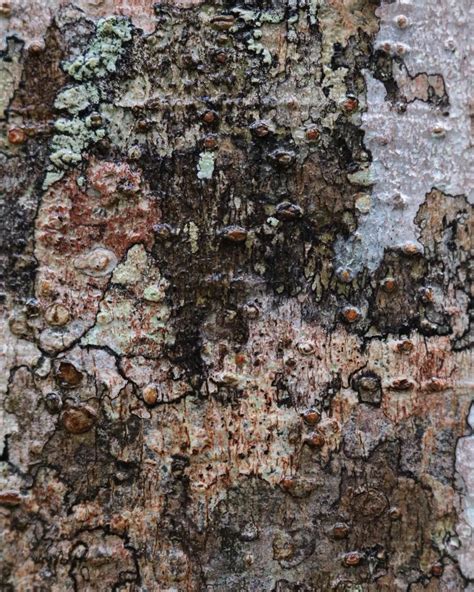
[{"left": 0, "top": 0, "right": 472, "bottom": 590}]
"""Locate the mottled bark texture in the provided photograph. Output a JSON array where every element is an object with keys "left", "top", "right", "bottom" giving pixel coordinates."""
[{"left": 0, "top": 0, "right": 472, "bottom": 590}]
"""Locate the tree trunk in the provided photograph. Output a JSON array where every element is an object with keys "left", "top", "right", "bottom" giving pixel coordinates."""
[{"left": 0, "top": 1, "right": 472, "bottom": 590}]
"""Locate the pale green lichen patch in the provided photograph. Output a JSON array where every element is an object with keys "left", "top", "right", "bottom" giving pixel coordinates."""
[
  {"left": 197, "top": 151, "right": 215, "bottom": 180},
  {"left": 346, "top": 165, "right": 376, "bottom": 187},
  {"left": 81, "top": 244, "right": 173, "bottom": 355},
  {"left": 54, "top": 84, "right": 100, "bottom": 115},
  {"left": 143, "top": 281, "right": 169, "bottom": 303},
  {"left": 43, "top": 17, "right": 132, "bottom": 188},
  {"left": 231, "top": 7, "right": 285, "bottom": 25},
  {"left": 246, "top": 37, "right": 273, "bottom": 65},
  {"left": 45, "top": 117, "right": 105, "bottom": 186},
  {"left": 111, "top": 244, "right": 148, "bottom": 286},
  {"left": 82, "top": 290, "right": 173, "bottom": 355},
  {"left": 64, "top": 16, "right": 132, "bottom": 82}
]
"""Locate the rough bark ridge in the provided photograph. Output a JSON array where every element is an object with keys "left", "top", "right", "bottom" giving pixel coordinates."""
[{"left": 0, "top": 0, "right": 472, "bottom": 590}]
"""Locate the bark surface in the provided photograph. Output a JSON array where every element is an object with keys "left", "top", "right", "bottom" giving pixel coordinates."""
[{"left": 0, "top": 0, "right": 472, "bottom": 590}]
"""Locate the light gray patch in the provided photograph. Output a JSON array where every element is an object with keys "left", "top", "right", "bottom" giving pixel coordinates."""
[{"left": 335, "top": 0, "right": 472, "bottom": 274}]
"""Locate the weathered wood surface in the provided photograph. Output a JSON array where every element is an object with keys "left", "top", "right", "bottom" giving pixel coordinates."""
[{"left": 0, "top": 0, "right": 472, "bottom": 590}]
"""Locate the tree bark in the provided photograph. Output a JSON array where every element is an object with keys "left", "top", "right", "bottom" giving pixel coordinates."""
[{"left": 0, "top": 0, "right": 472, "bottom": 590}]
